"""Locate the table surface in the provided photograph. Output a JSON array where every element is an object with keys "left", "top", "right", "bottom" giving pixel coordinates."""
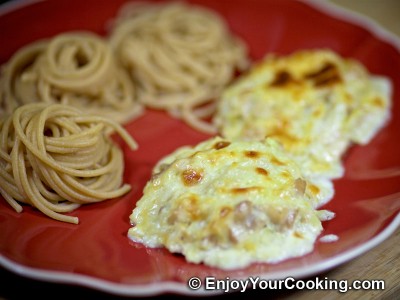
[{"left": 1, "top": 0, "right": 399, "bottom": 299}]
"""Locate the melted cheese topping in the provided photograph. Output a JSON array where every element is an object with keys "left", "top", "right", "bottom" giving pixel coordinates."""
[
  {"left": 214, "top": 49, "right": 392, "bottom": 178},
  {"left": 128, "top": 137, "right": 334, "bottom": 269}
]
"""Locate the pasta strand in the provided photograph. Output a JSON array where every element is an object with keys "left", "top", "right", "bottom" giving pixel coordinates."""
[
  {"left": 0, "top": 103, "right": 138, "bottom": 224},
  {"left": 109, "top": 1, "right": 249, "bottom": 133}
]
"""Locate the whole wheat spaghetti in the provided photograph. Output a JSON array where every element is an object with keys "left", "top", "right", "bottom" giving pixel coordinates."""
[
  {"left": 109, "top": 1, "right": 249, "bottom": 133},
  {"left": 0, "top": 31, "right": 143, "bottom": 124},
  {"left": 0, "top": 103, "right": 138, "bottom": 224}
]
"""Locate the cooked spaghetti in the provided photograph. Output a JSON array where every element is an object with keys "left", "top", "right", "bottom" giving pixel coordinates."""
[
  {"left": 0, "top": 31, "right": 143, "bottom": 124},
  {"left": 0, "top": 103, "right": 138, "bottom": 224},
  {"left": 108, "top": 1, "right": 249, "bottom": 133}
]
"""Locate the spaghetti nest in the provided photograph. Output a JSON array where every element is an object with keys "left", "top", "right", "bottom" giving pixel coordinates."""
[
  {"left": 109, "top": 1, "right": 249, "bottom": 133},
  {"left": 0, "top": 103, "right": 138, "bottom": 224},
  {"left": 0, "top": 31, "right": 143, "bottom": 124}
]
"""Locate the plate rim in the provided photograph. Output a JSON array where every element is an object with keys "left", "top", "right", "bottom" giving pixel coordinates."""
[
  {"left": 0, "top": 0, "right": 399, "bottom": 296},
  {"left": 304, "top": 0, "right": 400, "bottom": 52},
  {"left": 1, "top": 213, "right": 398, "bottom": 296}
]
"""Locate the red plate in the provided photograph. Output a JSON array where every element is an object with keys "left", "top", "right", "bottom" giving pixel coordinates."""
[{"left": 0, "top": 0, "right": 399, "bottom": 296}]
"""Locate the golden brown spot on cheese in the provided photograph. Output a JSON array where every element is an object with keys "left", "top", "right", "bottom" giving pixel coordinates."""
[
  {"left": 312, "top": 107, "right": 323, "bottom": 117},
  {"left": 308, "top": 184, "right": 320, "bottom": 196},
  {"left": 183, "top": 195, "right": 202, "bottom": 220},
  {"left": 294, "top": 231, "right": 303, "bottom": 238},
  {"left": 256, "top": 167, "right": 269, "bottom": 176},
  {"left": 270, "top": 70, "right": 297, "bottom": 87},
  {"left": 271, "top": 156, "right": 285, "bottom": 166},
  {"left": 268, "top": 120, "right": 299, "bottom": 145},
  {"left": 231, "top": 187, "right": 261, "bottom": 194},
  {"left": 181, "top": 168, "right": 203, "bottom": 186},
  {"left": 315, "top": 75, "right": 341, "bottom": 87},
  {"left": 280, "top": 171, "right": 292, "bottom": 180},
  {"left": 371, "top": 97, "right": 385, "bottom": 108},
  {"left": 213, "top": 141, "right": 231, "bottom": 150},
  {"left": 245, "top": 150, "right": 260, "bottom": 159},
  {"left": 305, "top": 62, "right": 341, "bottom": 87},
  {"left": 269, "top": 130, "right": 299, "bottom": 145}
]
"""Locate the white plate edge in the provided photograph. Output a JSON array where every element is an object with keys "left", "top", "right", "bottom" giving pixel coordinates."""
[
  {"left": 1, "top": 213, "right": 398, "bottom": 296},
  {"left": 0, "top": 0, "right": 399, "bottom": 296},
  {"left": 302, "top": 0, "right": 400, "bottom": 52}
]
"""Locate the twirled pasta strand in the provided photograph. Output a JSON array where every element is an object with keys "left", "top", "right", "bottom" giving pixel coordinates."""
[
  {"left": 109, "top": 1, "right": 249, "bottom": 133},
  {"left": 0, "top": 103, "right": 138, "bottom": 224},
  {"left": 0, "top": 32, "right": 143, "bottom": 124}
]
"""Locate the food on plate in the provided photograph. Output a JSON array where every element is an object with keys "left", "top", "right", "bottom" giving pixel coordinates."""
[
  {"left": 0, "top": 103, "right": 138, "bottom": 224},
  {"left": 0, "top": 31, "right": 143, "bottom": 124},
  {"left": 109, "top": 1, "right": 249, "bottom": 133},
  {"left": 128, "top": 136, "right": 334, "bottom": 269},
  {"left": 214, "top": 49, "right": 392, "bottom": 178}
]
